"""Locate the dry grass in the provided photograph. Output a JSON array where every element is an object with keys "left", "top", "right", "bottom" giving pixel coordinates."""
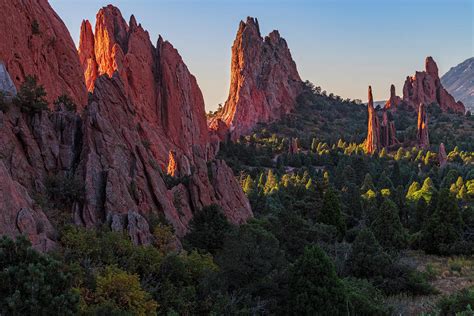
[{"left": 385, "top": 251, "right": 474, "bottom": 315}]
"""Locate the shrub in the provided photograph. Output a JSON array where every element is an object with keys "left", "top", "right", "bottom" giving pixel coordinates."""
[
  {"left": 184, "top": 204, "right": 232, "bottom": 255},
  {"left": 0, "top": 236, "right": 79, "bottom": 315},
  {"left": 54, "top": 94, "right": 77, "bottom": 112},
  {"left": 14, "top": 75, "right": 48, "bottom": 114},
  {"left": 438, "top": 287, "right": 474, "bottom": 315},
  {"left": 32, "top": 19, "right": 40, "bottom": 34}
]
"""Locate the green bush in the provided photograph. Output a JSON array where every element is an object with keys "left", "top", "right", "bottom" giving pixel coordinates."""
[
  {"left": 438, "top": 287, "right": 474, "bottom": 315},
  {"left": 54, "top": 94, "right": 77, "bottom": 112},
  {"left": 14, "top": 75, "right": 48, "bottom": 114},
  {"left": 0, "top": 236, "right": 78, "bottom": 315}
]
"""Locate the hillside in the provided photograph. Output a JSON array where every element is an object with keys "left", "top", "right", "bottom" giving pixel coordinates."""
[{"left": 442, "top": 57, "right": 474, "bottom": 112}]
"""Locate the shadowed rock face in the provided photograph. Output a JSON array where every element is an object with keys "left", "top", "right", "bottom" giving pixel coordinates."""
[
  {"left": 439, "top": 143, "right": 447, "bottom": 168},
  {"left": 0, "top": 0, "right": 87, "bottom": 108},
  {"left": 0, "top": 3, "right": 252, "bottom": 248},
  {"left": 209, "top": 17, "right": 303, "bottom": 140},
  {"left": 403, "top": 57, "right": 465, "bottom": 114},
  {"left": 417, "top": 103, "right": 430, "bottom": 149}
]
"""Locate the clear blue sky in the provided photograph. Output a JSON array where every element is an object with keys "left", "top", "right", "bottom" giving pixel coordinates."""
[{"left": 50, "top": 0, "right": 473, "bottom": 111}]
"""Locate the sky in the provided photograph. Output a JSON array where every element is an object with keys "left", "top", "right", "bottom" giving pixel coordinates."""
[{"left": 50, "top": 0, "right": 473, "bottom": 111}]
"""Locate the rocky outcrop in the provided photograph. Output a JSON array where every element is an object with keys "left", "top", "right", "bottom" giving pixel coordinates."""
[
  {"left": 417, "top": 103, "right": 429, "bottom": 149},
  {"left": 365, "top": 86, "right": 380, "bottom": 154},
  {"left": 439, "top": 143, "right": 447, "bottom": 168},
  {"left": 288, "top": 138, "right": 299, "bottom": 154},
  {"left": 384, "top": 84, "right": 402, "bottom": 109},
  {"left": 403, "top": 57, "right": 465, "bottom": 114},
  {"left": 0, "top": 0, "right": 87, "bottom": 108},
  {"left": 78, "top": 6, "right": 209, "bottom": 162},
  {"left": 380, "top": 110, "right": 398, "bottom": 148},
  {"left": 0, "top": 3, "right": 253, "bottom": 248},
  {"left": 209, "top": 17, "right": 303, "bottom": 140},
  {"left": 0, "top": 161, "right": 55, "bottom": 252}
]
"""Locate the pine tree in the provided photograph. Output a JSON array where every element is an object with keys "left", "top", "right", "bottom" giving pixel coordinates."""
[
  {"left": 288, "top": 246, "right": 347, "bottom": 315},
  {"left": 319, "top": 188, "right": 346, "bottom": 237},
  {"left": 421, "top": 189, "right": 463, "bottom": 254},
  {"left": 371, "top": 198, "right": 407, "bottom": 249}
]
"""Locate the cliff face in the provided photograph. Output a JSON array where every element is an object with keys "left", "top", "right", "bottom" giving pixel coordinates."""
[
  {"left": 79, "top": 6, "right": 209, "bottom": 162},
  {"left": 0, "top": 0, "right": 87, "bottom": 108},
  {"left": 403, "top": 57, "right": 465, "bottom": 114},
  {"left": 209, "top": 17, "right": 303, "bottom": 140},
  {"left": 0, "top": 3, "right": 252, "bottom": 248}
]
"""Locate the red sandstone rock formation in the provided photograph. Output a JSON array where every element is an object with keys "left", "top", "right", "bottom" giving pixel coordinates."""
[
  {"left": 380, "top": 110, "right": 399, "bottom": 148},
  {"left": 439, "top": 143, "right": 447, "bottom": 168},
  {"left": 78, "top": 6, "right": 209, "bottom": 162},
  {"left": 0, "top": 3, "right": 252, "bottom": 248},
  {"left": 417, "top": 103, "right": 430, "bottom": 149},
  {"left": 365, "top": 86, "right": 381, "bottom": 154},
  {"left": 209, "top": 17, "right": 303, "bottom": 140},
  {"left": 288, "top": 138, "right": 299, "bottom": 154},
  {"left": 403, "top": 57, "right": 465, "bottom": 114},
  {"left": 385, "top": 84, "right": 402, "bottom": 109},
  {"left": 0, "top": 0, "right": 87, "bottom": 108}
]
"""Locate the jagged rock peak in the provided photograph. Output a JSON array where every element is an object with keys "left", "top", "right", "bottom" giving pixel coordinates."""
[
  {"left": 425, "top": 56, "right": 439, "bottom": 78},
  {"left": 385, "top": 84, "right": 401, "bottom": 109},
  {"left": 209, "top": 16, "right": 303, "bottom": 140},
  {"left": 0, "top": 0, "right": 87, "bottom": 108},
  {"left": 365, "top": 86, "right": 380, "bottom": 154},
  {"left": 403, "top": 56, "right": 465, "bottom": 114}
]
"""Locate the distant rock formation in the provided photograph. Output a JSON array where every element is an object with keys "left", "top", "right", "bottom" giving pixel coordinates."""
[
  {"left": 403, "top": 57, "right": 465, "bottom": 114},
  {"left": 439, "top": 143, "right": 447, "bottom": 168},
  {"left": 0, "top": 0, "right": 87, "bottom": 108},
  {"left": 365, "top": 86, "right": 381, "bottom": 154},
  {"left": 417, "top": 103, "right": 430, "bottom": 149},
  {"left": 441, "top": 57, "right": 474, "bottom": 112},
  {"left": 209, "top": 17, "right": 303, "bottom": 140},
  {"left": 380, "top": 110, "right": 399, "bottom": 148},
  {"left": 288, "top": 138, "right": 299, "bottom": 154},
  {"left": 384, "top": 84, "right": 402, "bottom": 109}
]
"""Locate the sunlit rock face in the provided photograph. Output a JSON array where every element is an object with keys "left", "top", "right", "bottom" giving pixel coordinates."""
[
  {"left": 403, "top": 57, "right": 465, "bottom": 114},
  {"left": 384, "top": 84, "right": 402, "bottom": 110},
  {"left": 209, "top": 17, "right": 303, "bottom": 140},
  {"left": 417, "top": 103, "right": 430, "bottom": 149},
  {"left": 0, "top": 0, "right": 87, "bottom": 108},
  {"left": 365, "top": 86, "right": 380, "bottom": 154},
  {"left": 78, "top": 5, "right": 210, "bottom": 162}
]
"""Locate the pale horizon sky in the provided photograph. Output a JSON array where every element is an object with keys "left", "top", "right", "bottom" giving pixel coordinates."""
[{"left": 50, "top": 0, "right": 473, "bottom": 111}]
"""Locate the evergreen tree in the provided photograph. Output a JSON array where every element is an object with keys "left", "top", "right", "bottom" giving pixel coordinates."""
[
  {"left": 319, "top": 188, "right": 346, "bottom": 237},
  {"left": 184, "top": 204, "right": 232, "bottom": 254},
  {"left": 349, "top": 229, "right": 391, "bottom": 278},
  {"left": 421, "top": 189, "right": 464, "bottom": 254},
  {"left": 288, "top": 246, "right": 347, "bottom": 315},
  {"left": 14, "top": 75, "right": 48, "bottom": 114},
  {"left": 371, "top": 199, "right": 407, "bottom": 249},
  {"left": 0, "top": 236, "right": 78, "bottom": 315}
]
